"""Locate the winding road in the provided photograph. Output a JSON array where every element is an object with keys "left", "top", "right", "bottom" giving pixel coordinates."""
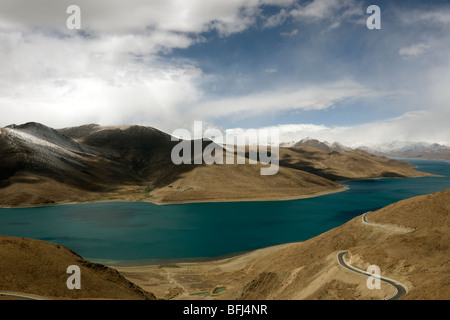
[
  {"left": 362, "top": 212, "right": 414, "bottom": 233},
  {"left": 336, "top": 211, "right": 412, "bottom": 300},
  {"left": 337, "top": 251, "right": 408, "bottom": 300}
]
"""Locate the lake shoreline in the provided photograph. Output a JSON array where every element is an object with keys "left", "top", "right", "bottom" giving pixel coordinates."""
[
  {"left": 0, "top": 172, "right": 440, "bottom": 210},
  {"left": 0, "top": 185, "right": 349, "bottom": 209}
]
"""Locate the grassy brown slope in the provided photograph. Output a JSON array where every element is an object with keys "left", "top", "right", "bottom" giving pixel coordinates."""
[
  {"left": 0, "top": 235, "right": 155, "bottom": 300},
  {"left": 279, "top": 146, "right": 434, "bottom": 180},
  {"left": 0, "top": 124, "right": 194, "bottom": 207},
  {"left": 149, "top": 161, "right": 344, "bottom": 204},
  {"left": 116, "top": 188, "right": 450, "bottom": 300},
  {"left": 348, "top": 189, "right": 450, "bottom": 299}
]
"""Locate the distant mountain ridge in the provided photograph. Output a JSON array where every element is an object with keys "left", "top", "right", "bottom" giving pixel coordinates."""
[
  {"left": 280, "top": 137, "right": 450, "bottom": 162},
  {"left": 357, "top": 141, "right": 450, "bottom": 162},
  {"left": 358, "top": 140, "right": 450, "bottom": 153}
]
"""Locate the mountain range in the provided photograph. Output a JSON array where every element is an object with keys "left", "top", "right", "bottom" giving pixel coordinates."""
[
  {"left": 0, "top": 122, "right": 435, "bottom": 207},
  {"left": 282, "top": 138, "right": 450, "bottom": 162},
  {"left": 357, "top": 141, "right": 450, "bottom": 162}
]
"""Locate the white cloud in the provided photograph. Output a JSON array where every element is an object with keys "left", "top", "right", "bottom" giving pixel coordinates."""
[
  {"left": 0, "top": 0, "right": 296, "bottom": 131},
  {"left": 399, "top": 43, "right": 431, "bottom": 58},
  {"left": 264, "top": 9, "right": 289, "bottom": 28},
  {"left": 0, "top": 0, "right": 310, "bottom": 130},
  {"left": 0, "top": 3, "right": 383, "bottom": 131},
  {"left": 280, "top": 28, "right": 298, "bottom": 37},
  {"left": 0, "top": 29, "right": 203, "bottom": 130},
  {"left": 393, "top": 7, "right": 450, "bottom": 115},
  {"left": 235, "top": 110, "right": 450, "bottom": 147},
  {"left": 0, "top": 64, "right": 203, "bottom": 130},
  {"left": 398, "top": 8, "right": 450, "bottom": 26},
  {"left": 264, "top": 68, "right": 278, "bottom": 73},
  {"left": 289, "top": 0, "right": 363, "bottom": 26},
  {"left": 190, "top": 80, "right": 374, "bottom": 119},
  {"left": 0, "top": 0, "right": 279, "bottom": 35}
]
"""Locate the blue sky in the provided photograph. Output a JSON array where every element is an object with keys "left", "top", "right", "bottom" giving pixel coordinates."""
[{"left": 0, "top": 0, "right": 449, "bottom": 146}]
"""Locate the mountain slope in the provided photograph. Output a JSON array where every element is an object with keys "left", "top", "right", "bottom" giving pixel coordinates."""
[
  {"left": 0, "top": 234, "right": 155, "bottom": 300},
  {"left": 0, "top": 123, "right": 190, "bottom": 206},
  {"left": 279, "top": 146, "right": 432, "bottom": 180},
  {"left": 7, "top": 122, "right": 97, "bottom": 155}
]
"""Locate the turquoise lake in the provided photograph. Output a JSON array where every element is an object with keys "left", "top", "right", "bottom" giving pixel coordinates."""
[{"left": 0, "top": 159, "right": 449, "bottom": 266}]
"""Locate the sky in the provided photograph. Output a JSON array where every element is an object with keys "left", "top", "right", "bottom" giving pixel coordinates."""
[{"left": 0, "top": 0, "right": 449, "bottom": 147}]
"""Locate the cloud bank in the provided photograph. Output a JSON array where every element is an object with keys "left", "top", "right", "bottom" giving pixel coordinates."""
[
  {"left": 249, "top": 110, "right": 450, "bottom": 147},
  {"left": 0, "top": 0, "right": 449, "bottom": 146}
]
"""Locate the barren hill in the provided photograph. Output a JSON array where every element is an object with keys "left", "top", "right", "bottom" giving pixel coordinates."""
[
  {"left": 0, "top": 122, "right": 434, "bottom": 207},
  {"left": 0, "top": 235, "right": 155, "bottom": 300},
  {"left": 279, "top": 147, "right": 427, "bottom": 180},
  {"left": 115, "top": 188, "right": 450, "bottom": 300}
]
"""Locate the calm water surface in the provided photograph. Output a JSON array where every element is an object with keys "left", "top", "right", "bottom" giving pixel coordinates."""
[{"left": 0, "top": 159, "right": 449, "bottom": 265}]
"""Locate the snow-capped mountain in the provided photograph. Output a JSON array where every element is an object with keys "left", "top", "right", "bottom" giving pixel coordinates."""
[
  {"left": 280, "top": 137, "right": 352, "bottom": 153},
  {"left": 357, "top": 141, "right": 450, "bottom": 161},
  {"left": 358, "top": 141, "right": 450, "bottom": 153}
]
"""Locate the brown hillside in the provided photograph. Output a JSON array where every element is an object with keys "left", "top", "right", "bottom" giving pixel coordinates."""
[
  {"left": 0, "top": 235, "right": 155, "bottom": 300},
  {"left": 279, "top": 146, "right": 432, "bottom": 180}
]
